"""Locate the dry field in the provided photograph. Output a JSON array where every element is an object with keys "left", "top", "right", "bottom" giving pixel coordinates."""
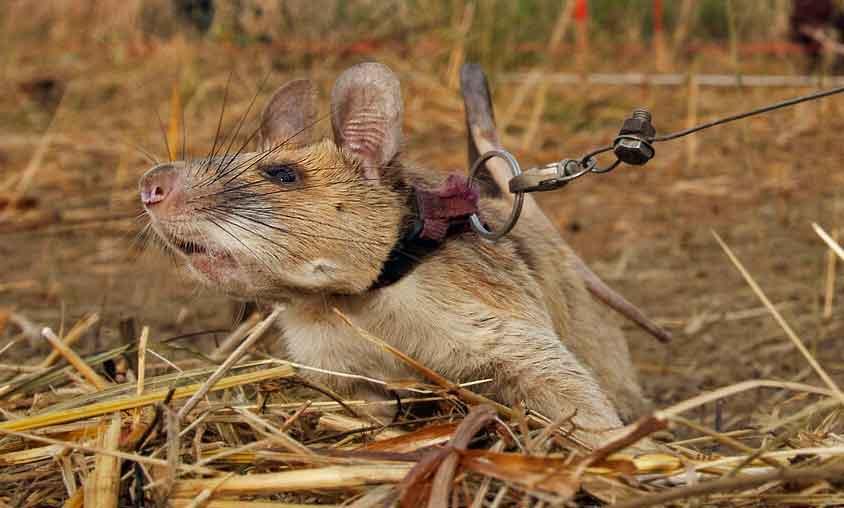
[{"left": 3, "top": 1, "right": 844, "bottom": 506}]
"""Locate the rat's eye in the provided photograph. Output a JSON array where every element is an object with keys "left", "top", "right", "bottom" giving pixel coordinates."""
[{"left": 261, "top": 163, "right": 299, "bottom": 184}]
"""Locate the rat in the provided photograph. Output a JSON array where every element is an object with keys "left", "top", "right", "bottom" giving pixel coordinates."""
[{"left": 140, "top": 62, "right": 652, "bottom": 446}]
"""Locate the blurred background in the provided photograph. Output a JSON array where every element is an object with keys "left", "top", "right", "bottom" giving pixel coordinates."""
[{"left": 3, "top": 0, "right": 844, "bottom": 424}]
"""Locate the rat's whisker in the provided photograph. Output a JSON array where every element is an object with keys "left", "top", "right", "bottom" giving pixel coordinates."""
[
  {"left": 215, "top": 110, "right": 331, "bottom": 187},
  {"left": 216, "top": 178, "right": 412, "bottom": 203},
  {"left": 203, "top": 215, "right": 278, "bottom": 274},
  {"left": 201, "top": 71, "right": 233, "bottom": 178},
  {"left": 120, "top": 139, "right": 160, "bottom": 166},
  {"left": 206, "top": 70, "right": 275, "bottom": 183},
  {"left": 211, "top": 204, "right": 392, "bottom": 240},
  {"left": 155, "top": 107, "right": 173, "bottom": 163},
  {"left": 202, "top": 209, "right": 307, "bottom": 266},
  {"left": 210, "top": 208, "right": 390, "bottom": 247}
]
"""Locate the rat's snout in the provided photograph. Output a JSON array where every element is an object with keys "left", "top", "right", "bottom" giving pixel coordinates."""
[{"left": 140, "top": 164, "right": 180, "bottom": 207}]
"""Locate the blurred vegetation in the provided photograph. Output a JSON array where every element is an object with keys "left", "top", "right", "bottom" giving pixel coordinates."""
[
  {"left": 0, "top": 0, "right": 818, "bottom": 149},
  {"left": 1, "top": 0, "right": 798, "bottom": 75}
]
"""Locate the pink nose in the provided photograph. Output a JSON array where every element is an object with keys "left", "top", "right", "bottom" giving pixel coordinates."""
[{"left": 140, "top": 164, "right": 178, "bottom": 206}]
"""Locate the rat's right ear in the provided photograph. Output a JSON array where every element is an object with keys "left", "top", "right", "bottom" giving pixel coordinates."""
[
  {"left": 259, "top": 79, "right": 318, "bottom": 152},
  {"left": 330, "top": 62, "right": 403, "bottom": 181}
]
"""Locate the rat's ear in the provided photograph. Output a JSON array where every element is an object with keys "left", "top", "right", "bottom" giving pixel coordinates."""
[
  {"left": 330, "top": 62, "right": 403, "bottom": 180},
  {"left": 259, "top": 79, "right": 318, "bottom": 152}
]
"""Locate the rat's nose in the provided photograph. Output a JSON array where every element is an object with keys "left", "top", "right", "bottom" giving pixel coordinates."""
[{"left": 140, "top": 164, "right": 178, "bottom": 206}]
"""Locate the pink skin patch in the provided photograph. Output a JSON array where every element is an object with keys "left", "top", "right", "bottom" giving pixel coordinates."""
[{"left": 185, "top": 251, "right": 238, "bottom": 284}]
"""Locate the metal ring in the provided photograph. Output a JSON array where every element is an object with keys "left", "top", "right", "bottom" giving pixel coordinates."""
[{"left": 467, "top": 149, "right": 524, "bottom": 241}]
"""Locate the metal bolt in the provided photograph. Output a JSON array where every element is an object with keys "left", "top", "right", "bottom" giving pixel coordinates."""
[
  {"left": 614, "top": 108, "right": 656, "bottom": 165},
  {"left": 619, "top": 108, "right": 656, "bottom": 139},
  {"left": 632, "top": 108, "right": 652, "bottom": 123}
]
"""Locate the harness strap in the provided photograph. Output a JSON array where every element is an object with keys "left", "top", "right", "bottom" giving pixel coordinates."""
[{"left": 370, "top": 174, "right": 480, "bottom": 290}]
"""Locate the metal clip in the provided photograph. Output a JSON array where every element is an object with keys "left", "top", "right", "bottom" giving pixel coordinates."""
[
  {"left": 507, "top": 159, "right": 591, "bottom": 193},
  {"left": 468, "top": 150, "right": 524, "bottom": 241}
]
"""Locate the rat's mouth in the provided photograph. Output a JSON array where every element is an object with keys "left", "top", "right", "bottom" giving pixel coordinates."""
[
  {"left": 168, "top": 235, "right": 240, "bottom": 284},
  {"left": 172, "top": 237, "right": 209, "bottom": 256},
  {"left": 166, "top": 235, "right": 231, "bottom": 264}
]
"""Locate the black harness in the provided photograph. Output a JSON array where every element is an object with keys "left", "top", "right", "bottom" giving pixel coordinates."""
[{"left": 369, "top": 175, "right": 480, "bottom": 290}]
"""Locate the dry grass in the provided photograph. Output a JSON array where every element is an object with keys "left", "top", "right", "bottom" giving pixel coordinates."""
[
  {"left": 4, "top": 1, "right": 844, "bottom": 506},
  {"left": 2, "top": 304, "right": 844, "bottom": 506}
]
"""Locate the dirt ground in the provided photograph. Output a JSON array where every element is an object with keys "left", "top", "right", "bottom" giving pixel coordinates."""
[{"left": 3, "top": 35, "right": 844, "bottom": 437}]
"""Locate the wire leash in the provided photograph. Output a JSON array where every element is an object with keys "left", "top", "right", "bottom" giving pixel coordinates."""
[{"left": 469, "top": 83, "right": 844, "bottom": 240}]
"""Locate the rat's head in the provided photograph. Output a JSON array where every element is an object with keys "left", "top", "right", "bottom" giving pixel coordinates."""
[{"left": 139, "top": 63, "right": 408, "bottom": 298}]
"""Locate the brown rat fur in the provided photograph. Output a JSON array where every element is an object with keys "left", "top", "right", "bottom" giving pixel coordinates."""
[{"left": 140, "top": 62, "right": 649, "bottom": 446}]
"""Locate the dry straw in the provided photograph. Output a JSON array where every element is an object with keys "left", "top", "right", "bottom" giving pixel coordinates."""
[{"left": 2, "top": 290, "right": 843, "bottom": 506}]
